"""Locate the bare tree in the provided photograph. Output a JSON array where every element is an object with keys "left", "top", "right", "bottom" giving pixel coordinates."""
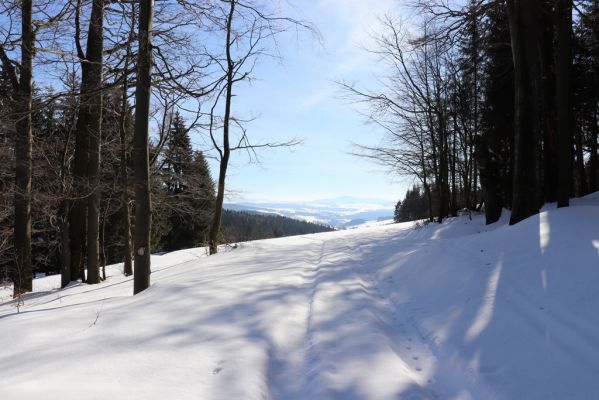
[
  {"left": 133, "top": 0, "right": 154, "bottom": 295},
  {"left": 202, "top": 0, "right": 307, "bottom": 254}
]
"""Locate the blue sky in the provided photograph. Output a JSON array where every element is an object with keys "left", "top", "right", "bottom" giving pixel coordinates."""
[
  {"left": 193, "top": 0, "right": 412, "bottom": 203},
  {"left": 1, "top": 0, "right": 411, "bottom": 204}
]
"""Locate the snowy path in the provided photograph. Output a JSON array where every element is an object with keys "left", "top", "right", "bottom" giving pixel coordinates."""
[{"left": 2, "top": 193, "right": 599, "bottom": 399}]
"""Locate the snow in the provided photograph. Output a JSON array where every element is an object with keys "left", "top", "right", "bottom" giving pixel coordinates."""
[{"left": 2, "top": 193, "right": 599, "bottom": 399}]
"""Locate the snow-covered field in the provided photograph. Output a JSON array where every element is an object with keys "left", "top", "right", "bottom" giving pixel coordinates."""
[{"left": 2, "top": 193, "right": 599, "bottom": 400}]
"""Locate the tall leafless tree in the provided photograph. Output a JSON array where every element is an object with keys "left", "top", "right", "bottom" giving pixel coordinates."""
[{"left": 133, "top": 0, "right": 154, "bottom": 294}]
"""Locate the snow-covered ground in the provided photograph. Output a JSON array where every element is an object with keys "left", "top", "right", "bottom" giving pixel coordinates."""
[{"left": 2, "top": 193, "right": 599, "bottom": 400}]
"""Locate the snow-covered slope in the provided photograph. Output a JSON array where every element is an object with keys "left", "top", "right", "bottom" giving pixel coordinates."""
[{"left": 2, "top": 193, "right": 599, "bottom": 400}]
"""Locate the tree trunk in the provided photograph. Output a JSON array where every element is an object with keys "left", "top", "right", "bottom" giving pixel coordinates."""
[
  {"left": 475, "top": 136, "right": 503, "bottom": 224},
  {"left": 133, "top": 0, "right": 155, "bottom": 295},
  {"left": 85, "top": 0, "right": 105, "bottom": 285},
  {"left": 13, "top": 0, "right": 34, "bottom": 296},
  {"left": 575, "top": 125, "right": 588, "bottom": 196},
  {"left": 120, "top": 6, "right": 135, "bottom": 277},
  {"left": 60, "top": 201, "right": 71, "bottom": 288},
  {"left": 506, "top": 0, "right": 542, "bottom": 225},
  {"left": 209, "top": 0, "right": 236, "bottom": 254},
  {"left": 540, "top": 5, "right": 557, "bottom": 204},
  {"left": 70, "top": 0, "right": 90, "bottom": 282},
  {"left": 590, "top": 107, "right": 599, "bottom": 192},
  {"left": 451, "top": 114, "right": 458, "bottom": 216},
  {"left": 556, "top": 0, "right": 572, "bottom": 207}
]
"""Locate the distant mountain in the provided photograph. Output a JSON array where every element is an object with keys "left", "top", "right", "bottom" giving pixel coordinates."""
[{"left": 224, "top": 196, "right": 395, "bottom": 228}]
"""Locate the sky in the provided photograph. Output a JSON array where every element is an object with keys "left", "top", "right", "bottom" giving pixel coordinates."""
[{"left": 192, "top": 0, "right": 413, "bottom": 203}]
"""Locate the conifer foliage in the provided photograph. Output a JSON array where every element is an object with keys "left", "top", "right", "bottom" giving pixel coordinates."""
[{"left": 157, "top": 113, "right": 215, "bottom": 252}]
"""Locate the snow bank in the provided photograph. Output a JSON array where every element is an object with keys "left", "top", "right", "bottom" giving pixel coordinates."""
[{"left": 1, "top": 193, "right": 598, "bottom": 399}]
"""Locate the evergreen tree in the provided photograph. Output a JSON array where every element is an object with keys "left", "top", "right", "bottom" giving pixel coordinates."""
[
  {"left": 158, "top": 112, "right": 215, "bottom": 251},
  {"left": 395, "top": 186, "right": 429, "bottom": 222},
  {"left": 393, "top": 199, "right": 402, "bottom": 223}
]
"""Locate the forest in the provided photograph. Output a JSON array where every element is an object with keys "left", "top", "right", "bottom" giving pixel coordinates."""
[
  {"left": 1, "top": 0, "right": 598, "bottom": 299},
  {"left": 222, "top": 210, "right": 334, "bottom": 243},
  {"left": 346, "top": 0, "right": 599, "bottom": 227}
]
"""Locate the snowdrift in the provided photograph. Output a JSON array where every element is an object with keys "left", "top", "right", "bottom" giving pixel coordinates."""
[{"left": 1, "top": 193, "right": 598, "bottom": 400}]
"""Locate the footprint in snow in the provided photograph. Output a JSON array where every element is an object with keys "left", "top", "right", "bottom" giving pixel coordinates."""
[{"left": 212, "top": 360, "right": 225, "bottom": 375}]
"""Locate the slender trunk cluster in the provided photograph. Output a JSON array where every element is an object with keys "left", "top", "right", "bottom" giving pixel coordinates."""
[{"left": 69, "top": 0, "right": 105, "bottom": 284}]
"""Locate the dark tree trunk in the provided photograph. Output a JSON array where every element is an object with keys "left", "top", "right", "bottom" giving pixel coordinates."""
[
  {"left": 69, "top": 131, "right": 87, "bottom": 282},
  {"left": 12, "top": 0, "right": 34, "bottom": 296},
  {"left": 60, "top": 201, "right": 71, "bottom": 288},
  {"left": 133, "top": 0, "right": 154, "bottom": 295},
  {"left": 451, "top": 114, "right": 458, "bottom": 216},
  {"left": 556, "top": 0, "right": 572, "bottom": 207},
  {"left": 475, "top": 136, "right": 503, "bottom": 224},
  {"left": 70, "top": 0, "right": 89, "bottom": 282},
  {"left": 506, "top": 0, "right": 542, "bottom": 225},
  {"left": 85, "top": 0, "right": 105, "bottom": 285},
  {"left": 120, "top": 7, "right": 135, "bottom": 277},
  {"left": 540, "top": 4, "right": 557, "bottom": 203},
  {"left": 419, "top": 141, "right": 434, "bottom": 222},
  {"left": 575, "top": 125, "right": 588, "bottom": 196},
  {"left": 209, "top": 0, "right": 236, "bottom": 254},
  {"left": 591, "top": 107, "right": 599, "bottom": 192},
  {"left": 437, "top": 112, "right": 449, "bottom": 223}
]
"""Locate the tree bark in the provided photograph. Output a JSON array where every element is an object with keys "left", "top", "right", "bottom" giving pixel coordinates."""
[
  {"left": 556, "top": 0, "right": 572, "bottom": 207},
  {"left": 85, "top": 0, "right": 105, "bottom": 284},
  {"left": 575, "top": 125, "right": 588, "bottom": 196},
  {"left": 12, "top": 0, "right": 34, "bottom": 296},
  {"left": 590, "top": 106, "right": 599, "bottom": 192},
  {"left": 133, "top": 0, "right": 155, "bottom": 294},
  {"left": 120, "top": 5, "right": 135, "bottom": 277},
  {"left": 506, "top": 0, "right": 542, "bottom": 225},
  {"left": 475, "top": 135, "right": 503, "bottom": 224},
  {"left": 60, "top": 201, "right": 71, "bottom": 288},
  {"left": 70, "top": 0, "right": 89, "bottom": 282}
]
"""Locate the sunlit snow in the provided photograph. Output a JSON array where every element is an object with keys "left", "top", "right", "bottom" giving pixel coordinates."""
[{"left": 1, "top": 193, "right": 599, "bottom": 399}]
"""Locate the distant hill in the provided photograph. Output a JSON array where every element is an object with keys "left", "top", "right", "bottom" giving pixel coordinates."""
[
  {"left": 221, "top": 209, "right": 334, "bottom": 243},
  {"left": 224, "top": 196, "right": 394, "bottom": 228}
]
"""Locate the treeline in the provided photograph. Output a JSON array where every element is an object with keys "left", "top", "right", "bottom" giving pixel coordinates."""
[
  {"left": 0, "top": 0, "right": 308, "bottom": 297},
  {"left": 345, "top": 0, "right": 599, "bottom": 226},
  {"left": 222, "top": 210, "right": 334, "bottom": 243},
  {"left": 394, "top": 186, "right": 429, "bottom": 223}
]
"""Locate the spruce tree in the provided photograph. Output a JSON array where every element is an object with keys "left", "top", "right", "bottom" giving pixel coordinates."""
[{"left": 159, "top": 113, "right": 215, "bottom": 251}]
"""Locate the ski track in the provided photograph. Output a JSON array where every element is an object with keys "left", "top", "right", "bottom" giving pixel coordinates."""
[{"left": 264, "top": 227, "right": 469, "bottom": 400}]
